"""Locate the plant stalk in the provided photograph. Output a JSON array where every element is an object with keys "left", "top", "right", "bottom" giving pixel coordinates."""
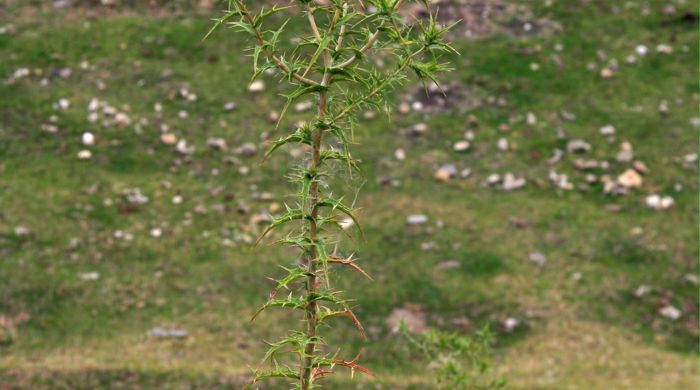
[{"left": 301, "top": 88, "right": 327, "bottom": 390}]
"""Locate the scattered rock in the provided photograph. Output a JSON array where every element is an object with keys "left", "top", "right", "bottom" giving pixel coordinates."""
[
  {"left": 549, "top": 170, "right": 573, "bottom": 190},
  {"left": 176, "top": 139, "right": 195, "bottom": 155},
  {"left": 224, "top": 101, "right": 237, "bottom": 112},
  {"left": 616, "top": 141, "right": 634, "bottom": 162},
  {"left": 394, "top": 148, "right": 406, "bottom": 161},
  {"left": 617, "top": 169, "right": 643, "bottom": 188},
  {"left": 206, "top": 137, "right": 228, "bottom": 151},
  {"left": 528, "top": 252, "right": 547, "bottom": 267},
  {"left": 160, "top": 133, "right": 177, "bottom": 145},
  {"left": 236, "top": 142, "right": 257, "bottom": 157},
  {"left": 125, "top": 188, "right": 149, "bottom": 205},
  {"left": 148, "top": 327, "right": 188, "bottom": 338},
  {"left": 294, "top": 100, "right": 313, "bottom": 112},
  {"left": 13, "top": 226, "right": 30, "bottom": 236},
  {"left": 77, "top": 149, "right": 92, "bottom": 160},
  {"left": 248, "top": 80, "right": 265, "bottom": 92},
  {"left": 411, "top": 123, "right": 428, "bottom": 136},
  {"left": 497, "top": 138, "right": 509, "bottom": 151},
  {"left": 632, "top": 160, "right": 649, "bottom": 175},
  {"left": 634, "top": 285, "right": 651, "bottom": 297},
  {"left": 566, "top": 139, "right": 591, "bottom": 153},
  {"left": 600, "top": 124, "right": 616, "bottom": 136},
  {"left": 78, "top": 272, "right": 99, "bottom": 281},
  {"left": 434, "top": 164, "right": 457, "bottom": 182},
  {"left": 81, "top": 132, "right": 95, "bottom": 146},
  {"left": 502, "top": 172, "right": 526, "bottom": 190},
  {"left": 435, "top": 260, "right": 461, "bottom": 270},
  {"left": 658, "top": 305, "right": 681, "bottom": 320},
  {"left": 385, "top": 304, "right": 427, "bottom": 334},
  {"left": 453, "top": 140, "right": 470, "bottom": 152},
  {"left": 645, "top": 194, "right": 674, "bottom": 210},
  {"left": 502, "top": 317, "right": 520, "bottom": 332},
  {"left": 548, "top": 148, "right": 563, "bottom": 164},
  {"left": 406, "top": 214, "right": 429, "bottom": 225}
]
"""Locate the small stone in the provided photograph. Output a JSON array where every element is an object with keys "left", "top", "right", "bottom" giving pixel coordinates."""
[
  {"left": 502, "top": 317, "right": 520, "bottom": 332},
  {"left": 529, "top": 252, "right": 547, "bottom": 267},
  {"left": 435, "top": 260, "right": 460, "bottom": 270},
  {"left": 206, "top": 137, "right": 228, "bottom": 150},
  {"left": 684, "top": 274, "right": 699, "bottom": 285},
  {"left": 460, "top": 168, "right": 472, "bottom": 178},
  {"left": 125, "top": 188, "right": 149, "bottom": 205},
  {"left": 634, "top": 285, "right": 651, "bottom": 297},
  {"left": 385, "top": 304, "right": 427, "bottom": 334},
  {"left": 645, "top": 194, "right": 674, "bottom": 210},
  {"left": 411, "top": 123, "right": 428, "bottom": 136},
  {"left": 294, "top": 100, "right": 313, "bottom": 112},
  {"left": 658, "top": 305, "right": 681, "bottom": 320},
  {"left": 236, "top": 142, "right": 257, "bottom": 157},
  {"left": 549, "top": 170, "right": 573, "bottom": 190},
  {"left": 176, "top": 139, "right": 195, "bottom": 155},
  {"left": 617, "top": 169, "right": 643, "bottom": 188},
  {"left": 434, "top": 168, "right": 451, "bottom": 182},
  {"left": 13, "top": 226, "right": 30, "bottom": 236},
  {"left": 497, "top": 138, "right": 509, "bottom": 151},
  {"left": 114, "top": 112, "right": 131, "bottom": 126},
  {"left": 502, "top": 172, "right": 526, "bottom": 190},
  {"left": 632, "top": 160, "right": 649, "bottom": 175},
  {"left": 172, "top": 195, "right": 183, "bottom": 205},
  {"left": 57, "top": 98, "right": 71, "bottom": 111},
  {"left": 394, "top": 148, "right": 405, "bottom": 161},
  {"left": 406, "top": 214, "right": 428, "bottom": 225},
  {"left": 224, "top": 101, "right": 237, "bottom": 112},
  {"left": 248, "top": 80, "right": 265, "bottom": 92},
  {"left": 548, "top": 149, "right": 563, "bottom": 164},
  {"left": 600, "top": 67, "right": 614, "bottom": 78},
  {"left": 148, "top": 327, "right": 188, "bottom": 338},
  {"left": 81, "top": 132, "right": 95, "bottom": 146},
  {"left": 160, "top": 133, "right": 177, "bottom": 145},
  {"left": 398, "top": 102, "right": 410, "bottom": 114},
  {"left": 453, "top": 140, "right": 470, "bottom": 152},
  {"left": 656, "top": 44, "right": 673, "bottom": 54},
  {"left": 600, "top": 124, "right": 616, "bottom": 136},
  {"left": 616, "top": 141, "right": 634, "bottom": 162},
  {"left": 526, "top": 112, "right": 537, "bottom": 125},
  {"left": 79, "top": 272, "right": 99, "bottom": 281},
  {"left": 635, "top": 45, "right": 648, "bottom": 56},
  {"left": 567, "top": 139, "right": 591, "bottom": 153},
  {"left": 77, "top": 150, "right": 92, "bottom": 160},
  {"left": 411, "top": 101, "right": 424, "bottom": 112},
  {"left": 434, "top": 164, "right": 457, "bottom": 182},
  {"left": 150, "top": 228, "right": 162, "bottom": 238},
  {"left": 486, "top": 173, "right": 501, "bottom": 186}
]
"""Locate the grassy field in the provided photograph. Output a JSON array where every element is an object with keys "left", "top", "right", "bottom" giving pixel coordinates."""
[{"left": 0, "top": 0, "right": 698, "bottom": 388}]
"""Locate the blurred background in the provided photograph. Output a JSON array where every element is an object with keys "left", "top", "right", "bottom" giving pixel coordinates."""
[{"left": 0, "top": 0, "right": 698, "bottom": 388}]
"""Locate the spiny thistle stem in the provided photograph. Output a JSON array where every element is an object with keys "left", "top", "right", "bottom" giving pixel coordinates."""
[{"left": 206, "top": 1, "right": 456, "bottom": 388}]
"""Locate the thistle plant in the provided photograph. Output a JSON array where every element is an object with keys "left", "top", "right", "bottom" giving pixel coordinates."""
[{"left": 207, "top": 1, "right": 455, "bottom": 388}]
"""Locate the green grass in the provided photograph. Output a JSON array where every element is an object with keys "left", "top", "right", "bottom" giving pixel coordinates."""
[{"left": 0, "top": 1, "right": 698, "bottom": 388}]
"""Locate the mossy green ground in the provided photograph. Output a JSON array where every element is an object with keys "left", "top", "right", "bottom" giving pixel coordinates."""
[{"left": 0, "top": 1, "right": 697, "bottom": 388}]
